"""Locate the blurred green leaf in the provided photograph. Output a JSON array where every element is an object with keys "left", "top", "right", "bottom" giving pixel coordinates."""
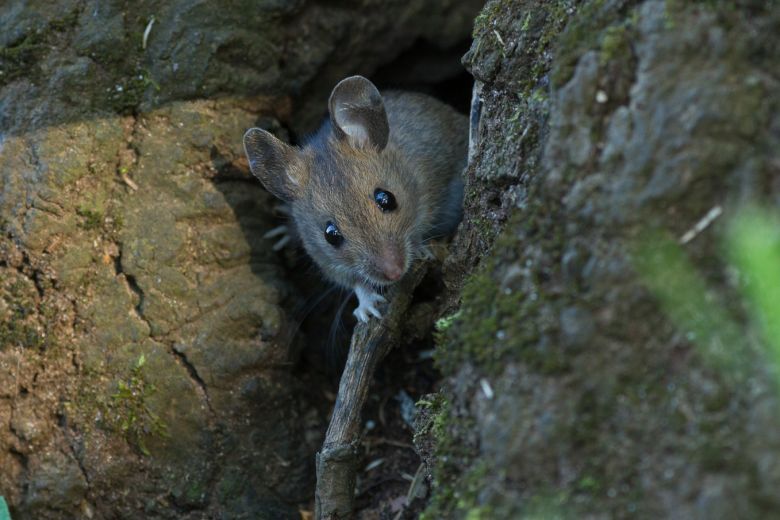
[
  {"left": 634, "top": 229, "right": 743, "bottom": 372},
  {"left": 728, "top": 208, "right": 780, "bottom": 365}
]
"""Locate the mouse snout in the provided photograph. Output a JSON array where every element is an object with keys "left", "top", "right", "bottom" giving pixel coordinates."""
[{"left": 377, "top": 243, "right": 405, "bottom": 282}]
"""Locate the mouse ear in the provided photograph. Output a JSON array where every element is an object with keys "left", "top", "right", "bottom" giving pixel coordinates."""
[
  {"left": 243, "top": 128, "right": 307, "bottom": 202},
  {"left": 329, "top": 76, "right": 389, "bottom": 151}
]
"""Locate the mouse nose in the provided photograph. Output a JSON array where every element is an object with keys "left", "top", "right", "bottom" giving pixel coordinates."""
[{"left": 378, "top": 244, "right": 405, "bottom": 281}]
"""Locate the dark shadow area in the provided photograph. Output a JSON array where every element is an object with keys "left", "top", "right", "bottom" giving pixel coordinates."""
[{"left": 371, "top": 38, "right": 474, "bottom": 115}]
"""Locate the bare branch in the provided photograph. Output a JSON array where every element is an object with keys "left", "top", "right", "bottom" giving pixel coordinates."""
[{"left": 315, "top": 262, "right": 429, "bottom": 519}]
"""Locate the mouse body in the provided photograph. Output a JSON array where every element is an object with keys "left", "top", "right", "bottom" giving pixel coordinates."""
[{"left": 244, "top": 76, "right": 467, "bottom": 321}]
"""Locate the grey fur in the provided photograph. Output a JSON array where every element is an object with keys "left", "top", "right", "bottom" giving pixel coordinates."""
[{"left": 244, "top": 76, "right": 468, "bottom": 293}]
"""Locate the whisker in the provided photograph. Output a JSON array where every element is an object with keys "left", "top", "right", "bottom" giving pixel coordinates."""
[
  {"left": 295, "top": 284, "right": 339, "bottom": 323},
  {"left": 327, "top": 288, "right": 354, "bottom": 374},
  {"left": 422, "top": 232, "right": 450, "bottom": 242}
]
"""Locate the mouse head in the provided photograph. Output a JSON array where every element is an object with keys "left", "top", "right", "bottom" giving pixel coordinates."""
[{"left": 244, "top": 76, "right": 424, "bottom": 287}]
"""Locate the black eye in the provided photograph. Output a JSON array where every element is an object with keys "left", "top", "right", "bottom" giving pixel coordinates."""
[
  {"left": 324, "top": 221, "right": 344, "bottom": 247},
  {"left": 374, "top": 188, "right": 397, "bottom": 212}
]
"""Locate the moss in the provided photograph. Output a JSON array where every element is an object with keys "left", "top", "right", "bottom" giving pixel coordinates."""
[
  {"left": 101, "top": 354, "right": 169, "bottom": 456},
  {"left": 181, "top": 480, "right": 209, "bottom": 505},
  {"left": 112, "top": 213, "right": 124, "bottom": 231},
  {"left": 436, "top": 206, "right": 569, "bottom": 378},
  {"left": 434, "top": 310, "right": 462, "bottom": 337},
  {"left": 420, "top": 395, "right": 485, "bottom": 520},
  {"left": 0, "top": 318, "right": 44, "bottom": 350},
  {"left": 664, "top": 0, "right": 747, "bottom": 30},
  {"left": 466, "top": 0, "right": 572, "bottom": 97},
  {"left": 0, "top": 276, "right": 46, "bottom": 350},
  {"left": 471, "top": 0, "right": 506, "bottom": 38},
  {"left": 599, "top": 23, "right": 632, "bottom": 65},
  {"left": 551, "top": 0, "right": 640, "bottom": 88},
  {"left": 105, "top": 70, "right": 159, "bottom": 114},
  {"left": 76, "top": 203, "right": 125, "bottom": 238},
  {"left": 0, "top": 32, "right": 47, "bottom": 84},
  {"left": 49, "top": 9, "right": 81, "bottom": 32},
  {"left": 425, "top": 0, "right": 780, "bottom": 517},
  {"left": 0, "top": 7, "right": 81, "bottom": 87},
  {"left": 76, "top": 207, "right": 103, "bottom": 230},
  {"left": 0, "top": 5, "right": 154, "bottom": 113}
]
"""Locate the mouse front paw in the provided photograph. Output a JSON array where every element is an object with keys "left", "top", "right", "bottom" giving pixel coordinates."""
[
  {"left": 263, "top": 203, "right": 294, "bottom": 251},
  {"left": 353, "top": 285, "right": 387, "bottom": 322},
  {"left": 417, "top": 244, "right": 436, "bottom": 261},
  {"left": 263, "top": 225, "right": 291, "bottom": 251}
]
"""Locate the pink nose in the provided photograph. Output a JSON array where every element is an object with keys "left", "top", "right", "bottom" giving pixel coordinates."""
[{"left": 379, "top": 245, "right": 405, "bottom": 281}]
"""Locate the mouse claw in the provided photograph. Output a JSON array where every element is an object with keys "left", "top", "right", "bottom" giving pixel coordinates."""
[
  {"left": 353, "top": 286, "right": 387, "bottom": 322},
  {"left": 263, "top": 225, "right": 291, "bottom": 251},
  {"left": 418, "top": 244, "right": 436, "bottom": 261}
]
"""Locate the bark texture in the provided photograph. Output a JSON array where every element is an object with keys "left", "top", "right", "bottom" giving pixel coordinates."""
[{"left": 420, "top": 1, "right": 780, "bottom": 518}]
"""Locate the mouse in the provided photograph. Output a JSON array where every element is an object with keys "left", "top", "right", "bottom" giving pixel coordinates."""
[{"left": 243, "top": 75, "right": 468, "bottom": 322}]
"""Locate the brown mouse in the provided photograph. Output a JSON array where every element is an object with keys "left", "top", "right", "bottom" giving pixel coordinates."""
[{"left": 244, "top": 75, "right": 467, "bottom": 321}]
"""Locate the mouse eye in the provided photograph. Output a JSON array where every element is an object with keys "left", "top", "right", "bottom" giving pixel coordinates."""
[
  {"left": 374, "top": 188, "right": 397, "bottom": 212},
  {"left": 324, "top": 221, "right": 344, "bottom": 248}
]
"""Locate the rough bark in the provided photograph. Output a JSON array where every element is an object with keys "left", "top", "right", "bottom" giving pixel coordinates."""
[{"left": 421, "top": 1, "right": 780, "bottom": 518}]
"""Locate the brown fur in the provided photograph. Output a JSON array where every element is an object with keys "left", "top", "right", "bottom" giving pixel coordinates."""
[{"left": 244, "top": 77, "right": 467, "bottom": 292}]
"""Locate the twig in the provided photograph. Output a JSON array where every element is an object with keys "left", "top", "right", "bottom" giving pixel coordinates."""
[
  {"left": 314, "top": 262, "right": 429, "bottom": 519},
  {"left": 142, "top": 16, "right": 156, "bottom": 50},
  {"left": 493, "top": 29, "right": 505, "bottom": 48},
  {"left": 121, "top": 174, "right": 139, "bottom": 191},
  {"left": 679, "top": 205, "right": 722, "bottom": 244}
]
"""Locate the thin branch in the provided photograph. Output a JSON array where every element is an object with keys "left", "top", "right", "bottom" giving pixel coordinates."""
[{"left": 315, "top": 262, "right": 428, "bottom": 519}]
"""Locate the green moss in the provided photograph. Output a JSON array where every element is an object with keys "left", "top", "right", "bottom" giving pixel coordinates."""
[
  {"left": 76, "top": 204, "right": 125, "bottom": 237},
  {"left": 434, "top": 310, "right": 462, "bottom": 336},
  {"left": 0, "top": 277, "right": 46, "bottom": 350},
  {"left": 665, "top": 0, "right": 744, "bottom": 29},
  {"left": 0, "top": 7, "right": 81, "bottom": 86},
  {"left": 49, "top": 9, "right": 81, "bottom": 32},
  {"left": 105, "top": 70, "right": 159, "bottom": 114},
  {"left": 77, "top": 207, "right": 103, "bottom": 230},
  {"left": 436, "top": 208, "right": 569, "bottom": 378},
  {"left": 0, "top": 318, "right": 44, "bottom": 350},
  {"left": 102, "top": 354, "right": 169, "bottom": 456},
  {"left": 181, "top": 480, "right": 208, "bottom": 505},
  {"left": 0, "top": 6, "right": 154, "bottom": 114},
  {"left": 551, "top": 0, "right": 640, "bottom": 88},
  {"left": 0, "top": 32, "right": 46, "bottom": 84},
  {"left": 576, "top": 475, "right": 601, "bottom": 493},
  {"left": 425, "top": 1, "right": 779, "bottom": 517},
  {"left": 467, "top": 0, "right": 572, "bottom": 97},
  {"left": 472, "top": 0, "right": 506, "bottom": 38},
  {"left": 599, "top": 23, "right": 631, "bottom": 65},
  {"left": 422, "top": 421, "right": 485, "bottom": 518},
  {"left": 418, "top": 395, "right": 472, "bottom": 519},
  {"left": 111, "top": 213, "right": 125, "bottom": 234}
]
